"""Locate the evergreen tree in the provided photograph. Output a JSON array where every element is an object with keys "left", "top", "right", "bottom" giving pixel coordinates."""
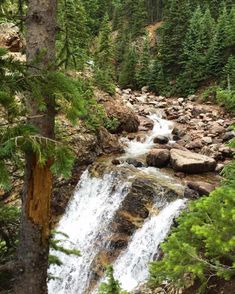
[
  {"left": 119, "top": 45, "right": 137, "bottom": 89},
  {"left": 179, "top": 7, "right": 215, "bottom": 93},
  {"left": 57, "top": 0, "right": 90, "bottom": 69},
  {"left": 149, "top": 143, "right": 235, "bottom": 291},
  {"left": 158, "top": 0, "right": 191, "bottom": 79},
  {"left": 208, "top": 6, "right": 230, "bottom": 76},
  {"left": 136, "top": 37, "right": 151, "bottom": 89},
  {"left": 118, "top": 0, "right": 147, "bottom": 38},
  {"left": 148, "top": 58, "right": 168, "bottom": 95},
  {"left": 99, "top": 265, "right": 128, "bottom": 294},
  {"left": 94, "top": 14, "right": 115, "bottom": 94}
]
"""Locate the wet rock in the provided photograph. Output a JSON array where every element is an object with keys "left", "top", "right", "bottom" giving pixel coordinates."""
[
  {"left": 139, "top": 116, "right": 154, "bottom": 131},
  {"left": 153, "top": 135, "right": 169, "bottom": 144},
  {"left": 146, "top": 149, "right": 170, "bottom": 168},
  {"left": 97, "top": 127, "right": 124, "bottom": 154},
  {"left": 187, "top": 181, "right": 216, "bottom": 196},
  {"left": 126, "top": 158, "right": 144, "bottom": 168},
  {"left": 172, "top": 127, "right": 183, "bottom": 141},
  {"left": 184, "top": 187, "right": 200, "bottom": 199},
  {"left": 170, "top": 149, "right": 216, "bottom": 173}
]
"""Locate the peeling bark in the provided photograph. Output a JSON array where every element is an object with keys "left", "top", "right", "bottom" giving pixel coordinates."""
[{"left": 14, "top": 0, "right": 57, "bottom": 293}]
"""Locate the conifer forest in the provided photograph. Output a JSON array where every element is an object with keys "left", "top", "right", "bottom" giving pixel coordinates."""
[{"left": 0, "top": 0, "right": 235, "bottom": 294}]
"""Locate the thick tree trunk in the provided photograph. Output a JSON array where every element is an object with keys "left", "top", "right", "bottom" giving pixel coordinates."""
[{"left": 14, "top": 1, "right": 57, "bottom": 293}]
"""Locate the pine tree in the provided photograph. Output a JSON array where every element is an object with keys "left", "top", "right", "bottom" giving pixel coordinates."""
[
  {"left": 94, "top": 13, "right": 115, "bottom": 94},
  {"left": 208, "top": 5, "right": 230, "bottom": 76},
  {"left": 149, "top": 144, "right": 235, "bottom": 290},
  {"left": 136, "top": 37, "right": 151, "bottom": 89},
  {"left": 158, "top": 0, "right": 191, "bottom": 79},
  {"left": 99, "top": 265, "right": 128, "bottom": 294},
  {"left": 119, "top": 45, "right": 137, "bottom": 89},
  {"left": 57, "top": 0, "right": 90, "bottom": 69},
  {"left": 148, "top": 58, "right": 168, "bottom": 95},
  {"left": 180, "top": 7, "right": 215, "bottom": 93},
  {"left": 118, "top": 0, "right": 147, "bottom": 38}
]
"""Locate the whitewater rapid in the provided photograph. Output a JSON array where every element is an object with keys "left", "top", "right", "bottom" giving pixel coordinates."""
[
  {"left": 48, "top": 114, "right": 185, "bottom": 294},
  {"left": 48, "top": 171, "right": 130, "bottom": 294}
]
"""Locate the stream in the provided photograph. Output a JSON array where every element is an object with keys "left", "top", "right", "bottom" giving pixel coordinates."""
[{"left": 48, "top": 114, "right": 186, "bottom": 294}]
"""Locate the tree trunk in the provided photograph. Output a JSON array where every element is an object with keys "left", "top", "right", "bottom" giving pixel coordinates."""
[{"left": 14, "top": 0, "right": 57, "bottom": 293}]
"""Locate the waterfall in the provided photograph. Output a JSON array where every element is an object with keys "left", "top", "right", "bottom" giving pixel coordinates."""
[
  {"left": 49, "top": 114, "right": 185, "bottom": 294},
  {"left": 124, "top": 114, "right": 174, "bottom": 157},
  {"left": 112, "top": 199, "right": 186, "bottom": 292},
  {"left": 48, "top": 170, "right": 130, "bottom": 294}
]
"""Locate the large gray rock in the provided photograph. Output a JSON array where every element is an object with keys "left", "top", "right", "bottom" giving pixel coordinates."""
[
  {"left": 170, "top": 149, "right": 216, "bottom": 173},
  {"left": 146, "top": 149, "right": 170, "bottom": 168},
  {"left": 187, "top": 181, "right": 216, "bottom": 196}
]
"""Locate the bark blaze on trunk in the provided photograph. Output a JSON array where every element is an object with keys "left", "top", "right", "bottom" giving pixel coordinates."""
[
  {"left": 15, "top": 157, "right": 53, "bottom": 294},
  {"left": 27, "top": 157, "right": 53, "bottom": 241},
  {"left": 14, "top": 0, "right": 57, "bottom": 293}
]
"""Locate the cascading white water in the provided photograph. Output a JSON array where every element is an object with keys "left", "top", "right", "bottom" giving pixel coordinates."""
[
  {"left": 112, "top": 199, "right": 186, "bottom": 291},
  {"left": 49, "top": 114, "right": 185, "bottom": 294},
  {"left": 48, "top": 170, "right": 130, "bottom": 294},
  {"left": 124, "top": 114, "right": 174, "bottom": 157}
]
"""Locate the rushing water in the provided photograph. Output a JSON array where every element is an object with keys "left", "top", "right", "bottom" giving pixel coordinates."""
[
  {"left": 48, "top": 171, "right": 130, "bottom": 294},
  {"left": 49, "top": 114, "right": 185, "bottom": 294},
  {"left": 124, "top": 114, "right": 174, "bottom": 157},
  {"left": 113, "top": 199, "right": 186, "bottom": 291}
]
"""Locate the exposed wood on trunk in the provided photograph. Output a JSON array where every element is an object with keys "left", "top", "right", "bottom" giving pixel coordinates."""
[
  {"left": 26, "top": 157, "right": 53, "bottom": 240},
  {"left": 14, "top": 0, "right": 57, "bottom": 293}
]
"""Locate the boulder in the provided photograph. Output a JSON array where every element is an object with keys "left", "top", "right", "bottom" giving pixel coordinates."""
[
  {"left": 187, "top": 181, "right": 216, "bottom": 196},
  {"left": 202, "top": 137, "right": 213, "bottom": 145},
  {"left": 146, "top": 149, "right": 170, "bottom": 168},
  {"left": 185, "top": 140, "right": 203, "bottom": 150},
  {"left": 126, "top": 158, "right": 144, "bottom": 168},
  {"left": 223, "top": 131, "right": 235, "bottom": 142},
  {"left": 102, "top": 97, "right": 140, "bottom": 133},
  {"left": 97, "top": 127, "right": 124, "bottom": 154},
  {"left": 184, "top": 187, "right": 200, "bottom": 199},
  {"left": 138, "top": 116, "right": 154, "bottom": 131},
  {"left": 170, "top": 149, "right": 216, "bottom": 173},
  {"left": 153, "top": 135, "right": 169, "bottom": 144}
]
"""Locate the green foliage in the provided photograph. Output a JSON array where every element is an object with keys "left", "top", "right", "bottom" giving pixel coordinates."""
[
  {"left": 104, "top": 116, "right": 119, "bottom": 132},
  {"left": 49, "top": 230, "right": 80, "bottom": 266},
  {"left": 99, "top": 265, "right": 129, "bottom": 294},
  {"left": 0, "top": 49, "right": 106, "bottom": 191},
  {"left": 94, "top": 14, "right": 116, "bottom": 95},
  {"left": 119, "top": 45, "right": 137, "bottom": 89},
  {"left": 136, "top": 37, "right": 151, "bottom": 89},
  {"left": 216, "top": 88, "right": 235, "bottom": 112},
  {"left": 149, "top": 137, "right": 235, "bottom": 291},
  {"left": 117, "top": 0, "right": 147, "bottom": 38},
  {"left": 0, "top": 204, "right": 20, "bottom": 263},
  {"left": 57, "top": 0, "right": 90, "bottom": 69}
]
